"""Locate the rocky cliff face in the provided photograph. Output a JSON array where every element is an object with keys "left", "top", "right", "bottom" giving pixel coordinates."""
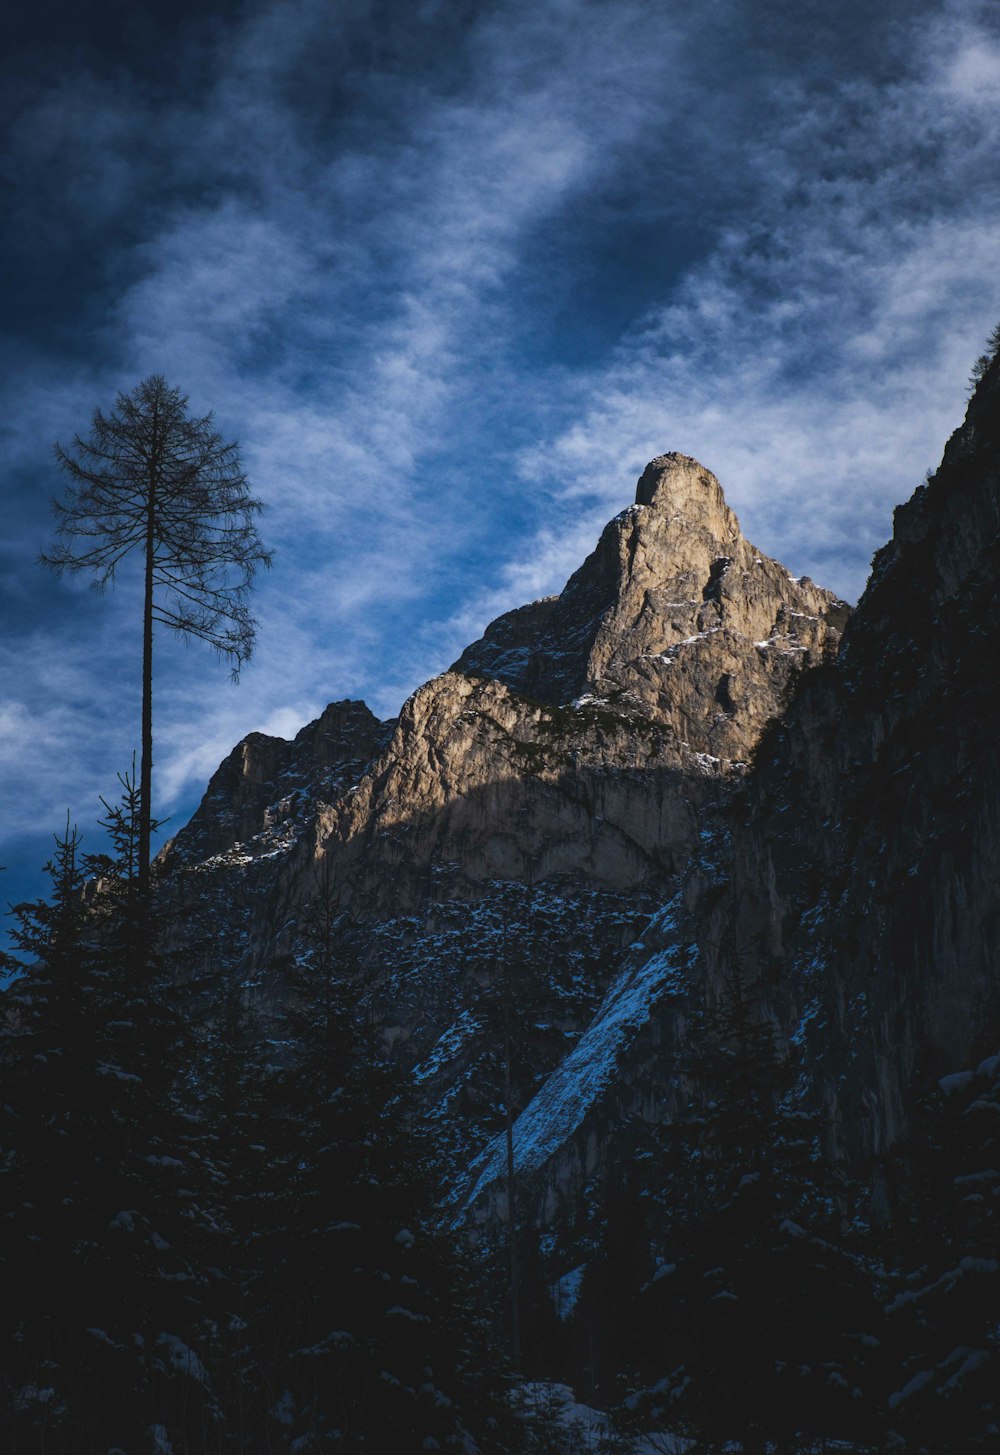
[
  {"left": 158, "top": 362, "right": 1000, "bottom": 1275},
  {"left": 454, "top": 453, "right": 848, "bottom": 759},
  {"left": 695, "top": 354, "right": 1000, "bottom": 1173},
  {"left": 160, "top": 452, "right": 846, "bottom": 1158},
  {"left": 333, "top": 453, "right": 846, "bottom": 917},
  {"left": 470, "top": 358, "right": 1000, "bottom": 1235},
  {"left": 165, "top": 700, "right": 388, "bottom": 867}
]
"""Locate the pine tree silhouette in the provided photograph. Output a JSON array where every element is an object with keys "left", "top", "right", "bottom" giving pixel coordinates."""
[
  {"left": 244, "top": 889, "right": 520, "bottom": 1452},
  {"left": 884, "top": 1048, "right": 1000, "bottom": 1450},
  {"left": 42, "top": 376, "right": 270, "bottom": 890},
  {"left": 0, "top": 786, "right": 218, "bottom": 1450},
  {"left": 621, "top": 970, "right": 879, "bottom": 1454}
]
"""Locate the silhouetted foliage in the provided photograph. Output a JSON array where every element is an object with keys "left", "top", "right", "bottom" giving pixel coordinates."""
[
  {"left": 242, "top": 906, "right": 522, "bottom": 1452},
  {"left": 967, "top": 319, "right": 1000, "bottom": 393},
  {"left": 607, "top": 973, "right": 880, "bottom": 1454},
  {"left": 883, "top": 1049, "right": 1000, "bottom": 1451},
  {"left": 0, "top": 793, "right": 215, "bottom": 1451},
  {"left": 1, "top": 803, "right": 530, "bottom": 1452},
  {"left": 42, "top": 375, "right": 271, "bottom": 887},
  {"left": 4, "top": 801, "right": 998, "bottom": 1453}
]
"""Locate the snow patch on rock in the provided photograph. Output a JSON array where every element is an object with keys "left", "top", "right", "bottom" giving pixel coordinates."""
[{"left": 461, "top": 907, "right": 685, "bottom": 1210}]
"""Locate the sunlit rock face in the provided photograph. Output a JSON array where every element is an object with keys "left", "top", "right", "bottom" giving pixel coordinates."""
[
  {"left": 156, "top": 379, "right": 1000, "bottom": 1302},
  {"left": 311, "top": 454, "right": 847, "bottom": 922},
  {"left": 161, "top": 700, "right": 387, "bottom": 868},
  {"left": 159, "top": 453, "right": 846, "bottom": 1171},
  {"left": 481, "top": 359, "right": 1000, "bottom": 1236},
  {"left": 453, "top": 452, "right": 849, "bottom": 759}
]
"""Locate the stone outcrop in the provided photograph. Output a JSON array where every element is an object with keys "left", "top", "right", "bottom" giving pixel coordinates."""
[
  {"left": 168, "top": 452, "right": 847, "bottom": 919},
  {"left": 155, "top": 700, "right": 389, "bottom": 993},
  {"left": 689, "top": 354, "right": 1000, "bottom": 1174},
  {"left": 453, "top": 454, "right": 849, "bottom": 762},
  {"left": 162, "top": 700, "right": 386, "bottom": 867},
  {"left": 161, "top": 452, "right": 847, "bottom": 1164},
  {"left": 469, "top": 356, "right": 1000, "bottom": 1233}
]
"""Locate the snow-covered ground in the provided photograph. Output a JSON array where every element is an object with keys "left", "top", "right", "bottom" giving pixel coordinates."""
[
  {"left": 516, "top": 1382, "right": 689, "bottom": 1454},
  {"left": 515, "top": 1388, "right": 877, "bottom": 1454},
  {"left": 462, "top": 902, "right": 685, "bottom": 1211}
]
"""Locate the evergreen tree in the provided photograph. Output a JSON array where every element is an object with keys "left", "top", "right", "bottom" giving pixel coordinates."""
[
  {"left": 246, "top": 891, "right": 520, "bottom": 1452},
  {"left": 42, "top": 375, "right": 270, "bottom": 888},
  {"left": 464, "top": 891, "right": 573, "bottom": 1374},
  {"left": 190, "top": 973, "right": 277, "bottom": 1450},
  {"left": 621, "top": 973, "right": 879, "bottom": 1454},
  {"left": 884, "top": 1049, "right": 1000, "bottom": 1451},
  {"left": 562, "top": 1147, "right": 656, "bottom": 1404},
  {"left": 968, "top": 319, "right": 1000, "bottom": 393},
  {"left": 0, "top": 787, "right": 218, "bottom": 1451}
]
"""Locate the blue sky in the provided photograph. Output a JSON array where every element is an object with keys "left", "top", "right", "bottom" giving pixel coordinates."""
[{"left": 2, "top": 0, "right": 999, "bottom": 923}]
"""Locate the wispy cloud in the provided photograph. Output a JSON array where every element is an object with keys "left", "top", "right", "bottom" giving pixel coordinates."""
[
  {"left": 1, "top": 0, "right": 998, "bottom": 906},
  {"left": 509, "top": 1, "right": 1000, "bottom": 602}
]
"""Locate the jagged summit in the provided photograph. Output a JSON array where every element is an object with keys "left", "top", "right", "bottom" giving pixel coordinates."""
[
  {"left": 453, "top": 453, "right": 850, "bottom": 750},
  {"left": 164, "top": 451, "right": 848, "bottom": 945},
  {"left": 466, "top": 354, "right": 1000, "bottom": 1233},
  {"left": 633, "top": 451, "right": 737, "bottom": 526},
  {"left": 157, "top": 445, "right": 857, "bottom": 1254},
  {"left": 160, "top": 699, "right": 386, "bottom": 868}
]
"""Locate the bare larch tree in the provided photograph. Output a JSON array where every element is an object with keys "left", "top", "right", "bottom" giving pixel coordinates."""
[{"left": 42, "top": 375, "right": 271, "bottom": 890}]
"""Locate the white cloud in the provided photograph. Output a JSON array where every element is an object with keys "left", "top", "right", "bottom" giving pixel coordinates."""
[
  {"left": 2, "top": 0, "right": 999, "bottom": 867},
  {"left": 508, "top": 3, "right": 1000, "bottom": 601}
]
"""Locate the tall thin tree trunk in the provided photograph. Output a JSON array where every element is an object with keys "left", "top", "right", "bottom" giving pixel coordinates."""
[
  {"left": 502, "top": 940, "right": 521, "bottom": 1371},
  {"left": 138, "top": 471, "right": 156, "bottom": 894}
]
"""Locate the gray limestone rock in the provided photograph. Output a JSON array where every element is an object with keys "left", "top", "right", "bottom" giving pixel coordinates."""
[
  {"left": 469, "top": 358, "right": 1000, "bottom": 1235},
  {"left": 453, "top": 453, "right": 849, "bottom": 758},
  {"left": 159, "top": 451, "right": 848, "bottom": 1188}
]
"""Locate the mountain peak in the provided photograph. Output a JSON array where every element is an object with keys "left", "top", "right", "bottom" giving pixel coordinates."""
[
  {"left": 634, "top": 452, "right": 733, "bottom": 527},
  {"left": 454, "top": 453, "right": 848, "bottom": 716}
]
